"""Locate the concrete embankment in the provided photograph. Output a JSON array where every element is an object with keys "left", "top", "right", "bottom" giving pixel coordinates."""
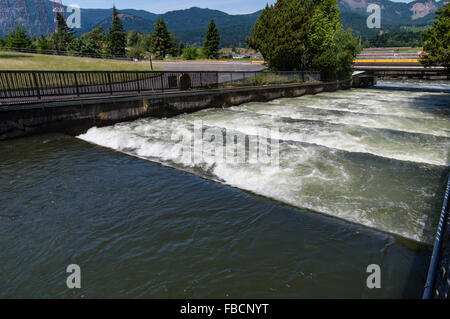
[{"left": 0, "top": 80, "right": 352, "bottom": 140}]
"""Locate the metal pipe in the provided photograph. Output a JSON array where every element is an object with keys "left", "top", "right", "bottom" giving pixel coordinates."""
[{"left": 423, "top": 174, "right": 450, "bottom": 299}]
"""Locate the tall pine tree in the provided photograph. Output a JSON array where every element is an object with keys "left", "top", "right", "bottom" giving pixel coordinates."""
[
  {"left": 51, "top": 13, "right": 73, "bottom": 52},
  {"left": 5, "top": 26, "right": 31, "bottom": 49},
  {"left": 151, "top": 17, "right": 171, "bottom": 58},
  {"left": 106, "top": 7, "right": 126, "bottom": 56},
  {"left": 203, "top": 20, "right": 220, "bottom": 59}
]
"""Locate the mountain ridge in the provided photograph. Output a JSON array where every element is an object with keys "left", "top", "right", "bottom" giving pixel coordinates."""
[{"left": 0, "top": 1, "right": 447, "bottom": 45}]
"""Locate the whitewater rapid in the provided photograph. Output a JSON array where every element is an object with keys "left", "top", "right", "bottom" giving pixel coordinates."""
[{"left": 78, "top": 84, "right": 450, "bottom": 244}]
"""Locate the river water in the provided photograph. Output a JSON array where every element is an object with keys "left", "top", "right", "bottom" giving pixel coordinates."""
[{"left": 0, "top": 80, "right": 449, "bottom": 298}]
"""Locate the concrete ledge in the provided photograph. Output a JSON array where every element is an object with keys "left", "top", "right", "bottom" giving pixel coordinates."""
[{"left": 0, "top": 80, "right": 352, "bottom": 140}]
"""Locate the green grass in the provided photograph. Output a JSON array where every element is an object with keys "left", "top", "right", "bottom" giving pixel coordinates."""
[
  {"left": 224, "top": 72, "right": 314, "bottom": 87},
  {"left": 0, "top": 51, "right": 162, "bottom": 71}
]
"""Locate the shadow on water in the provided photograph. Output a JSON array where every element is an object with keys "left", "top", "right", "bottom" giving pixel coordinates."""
[
  {"left": 366, "top": 81, "right": 450, "bottom": 297},
  {"left": 407, "top": 93, "right": 450, "bottom": 118},
  {"left": 399, "top": 86, "right": 450, "bottom": 298},
  {"left": 400, "top": 167, "right": 449, "bottom": 298},
  {"left": 370, "top": 85, "right": 450, "bottom": 116},
  {"left": 373, "top": 86, "right": 450, "bottom": 94}
]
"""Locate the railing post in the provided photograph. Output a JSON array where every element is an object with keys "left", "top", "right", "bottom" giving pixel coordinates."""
[
  {"left": 107, "top": 72, "right": 113, "bottom": 95},
  {"left": 200, "top": 72, "right": 203, "bottom": 88},
  {"left": 73, "top": 72, "right": 80, "bottom": 96},
  {"left": 254, "top": 72, "right": 257, "bottom": 86},
  {"left": 230, "top": 72, "right": 233, "bottom": 86},
  {"left": 4, "top": 73, "right": 12, "bottom": 98},
  {"left": 32, "top": 72, "right": 41, "bottom": 100},
  {"left": 160, "top": 73, "right": 164, "bottom": 93},
  {"left": 136, "top": 72, "right": 140, "bottom": 93}
]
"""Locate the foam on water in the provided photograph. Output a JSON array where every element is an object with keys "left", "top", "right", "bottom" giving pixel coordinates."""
[
  {"left": 78, "top": 86, "right": 450, "bottom": 244},
  {"left": 292, "top": 89, "right": 450, "bottom": 120},
  {"left": 182, "top": 108, "right": 449, "bottom": 166},
  {"left": 230, "top": 103, "right": 450, "bottom": 137}
]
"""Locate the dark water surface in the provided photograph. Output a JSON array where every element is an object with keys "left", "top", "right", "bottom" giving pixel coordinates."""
[{"left": 1, "top": 83, "right": 449, "bottom": 298}]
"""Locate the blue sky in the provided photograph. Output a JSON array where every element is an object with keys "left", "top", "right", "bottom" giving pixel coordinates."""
[{"left": 70, "top": 0, "right": 418, "bottom": 15}]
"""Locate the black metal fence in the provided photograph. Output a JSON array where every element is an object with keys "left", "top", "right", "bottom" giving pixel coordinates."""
[{"left": 0, "top": 70, "right": 321, "bottom": 105}]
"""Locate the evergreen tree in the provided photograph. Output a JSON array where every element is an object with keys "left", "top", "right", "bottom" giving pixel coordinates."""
[
  {"left": 246, "top": 0, "right": 360, "bottom": 79},
  {"left": 203, "top": 20, "right": 220, "bottom": 59},
  {"left": 5, "top": 26, "right": 32, "bottom": 49},
  {"left": 51, "top": 13, "right": 73, "bottom": 52},
  {"left": 37, "top": 35, "right": 51, "bottom": 53},
  {"left": 106, "top": 7, "right": 126, "bottom": 56},
  {"left": 151, "top": 17, "right": 171, "bottom": 58},
  {"left": 421, "top": 3, "right": 449, "bottom": 68},
  {"left": 246, "top": 0, "right": 314, "bottom": 71}
]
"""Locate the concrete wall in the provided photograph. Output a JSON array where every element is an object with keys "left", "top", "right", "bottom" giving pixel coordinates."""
[
  {"left": 0, "top": 80, "right": 352, "bottom": 140},
  {"left": 352, "top": 75, "right": 377, "bottom": 88}
]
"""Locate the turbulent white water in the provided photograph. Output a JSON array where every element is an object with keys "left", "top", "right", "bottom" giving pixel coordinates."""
[{"left": 78, "top": 83, "right": 450, "bottom": 244}]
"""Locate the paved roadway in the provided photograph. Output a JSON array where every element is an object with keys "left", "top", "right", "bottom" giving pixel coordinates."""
[{"left": 153, "top": 61, "right": 266, "bottom": 72}]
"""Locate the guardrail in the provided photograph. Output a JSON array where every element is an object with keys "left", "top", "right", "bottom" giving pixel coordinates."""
[
  {"left": 0, "top": 70, "right": 321, "bottom": 105},
  {"left": 423, "top": 173, "right": 450, "bottom": 299}
]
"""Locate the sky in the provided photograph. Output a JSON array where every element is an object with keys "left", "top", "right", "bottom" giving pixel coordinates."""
[{"left": 67, "top": 0, "right": 419, "bottom": 15}]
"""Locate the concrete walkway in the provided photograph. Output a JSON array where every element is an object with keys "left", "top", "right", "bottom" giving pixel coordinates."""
[{"left": 153, "top": 61, "right": 266, "bottom": 72}]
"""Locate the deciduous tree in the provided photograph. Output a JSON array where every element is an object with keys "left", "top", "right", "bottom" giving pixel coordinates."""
[{"left": 421, "top": 3, "right": 449, "bottom": 68}]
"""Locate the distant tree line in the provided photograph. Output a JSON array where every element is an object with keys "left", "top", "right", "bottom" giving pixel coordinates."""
[
  {"left": 362, "top": 31, "right": 423, "bottom": 48},
  {"left": 0, "top": 7, "right": 222, "bottom": 61}
]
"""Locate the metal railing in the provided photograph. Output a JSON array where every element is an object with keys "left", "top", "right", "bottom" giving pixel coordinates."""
[
  {"left": 423, "top": 173, "right": 450, "bottom": 299},
  {"left": 0, "top": 70, "right": 321, "bottom": 105}
]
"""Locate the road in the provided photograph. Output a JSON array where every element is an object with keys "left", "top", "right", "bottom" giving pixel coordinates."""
[{"left": 153, "top": 61, "right": 266, "bottom": 72}]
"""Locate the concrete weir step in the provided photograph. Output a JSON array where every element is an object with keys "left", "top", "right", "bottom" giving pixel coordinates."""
[{"left": 0, "top": 80, "right": 352, "bottom": 141}]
